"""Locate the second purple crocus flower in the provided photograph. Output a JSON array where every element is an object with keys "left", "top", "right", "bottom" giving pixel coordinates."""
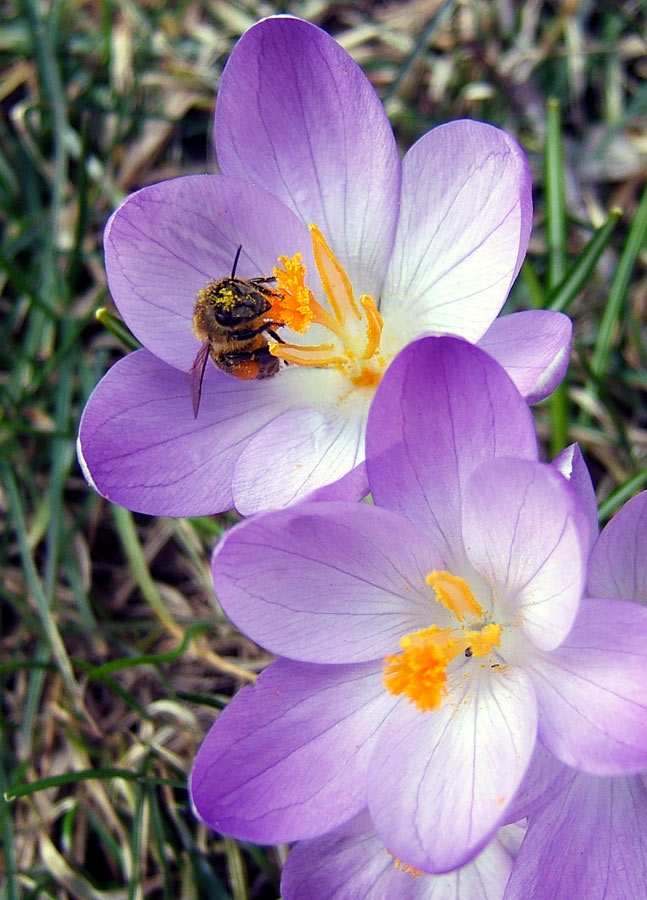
[
  {"left": 281, "top": 812, "right": 526, "bottom": 899},
  {"left": 501, "top": 490, "right": 647, "bottom": 899},
  {"left": 189, "top": 337, "right": 647, "bottom": 873}
]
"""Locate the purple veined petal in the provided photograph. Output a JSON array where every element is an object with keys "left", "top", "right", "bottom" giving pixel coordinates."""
[
  {"left": 280, "top": 812, "right": 395, "bottom": 900},
  {"left": 215, "top": 16, "right": 400, "bottom": 297},
  {"left": 462, "top": 458, "right": 588, "bottom": 652},
  {"left": 76, "top": 348, "right": 301, "bottom": 516},
  {"left": 502, "top": 740, "right": 576, "bottom": 824},
  {"left": 381, "top": 121, "right": 532, "bottom": 344},
  {"left": 495, "top": 821, "right": 526, "bottom": 858},
  {"left": 282, "top": 811, "right": 523, "bottom": 900},
  {"left": 504, "top": 772, "right": 647, "bottom": 900},
  {"left": 390, "top": 824, "right": 525, "bottom": 900},
  {"left": 232, "top": 393, "right": 367, "bottom": 515},
  {"left": 552, "top": 442, "right": 599, "bottom": 552},
  {"left": 587, "top": 491, "right": 647, "bottom": 602},
  {"left": 529, "top": 597, "right": 647, "bottom": 775},
  {"left": 189, "top": 658, "right": 396, "bottom": 843},
  {"left": 366, "top": 336, "right": 537, "bottom": 565},
  {"left": 399, "top": 832, "right": 519, "bottom": 900},
  {"left": 212, "top": 501, "right": 445, "bottom": 664},
  {"left": 368, "top": 664, "right": 537, "bottom": 873},
  {"left": 104, "top": 173, "right": 317, "bottom": 370},
  {"left": 404, "top": 826, "right": 521, "bottom": 900},
  {"left": 302, "top": 460, "right": 369, "bottom": 504},
  {"left": 476, "top": 310, "right": 572, "bottom": 404}
]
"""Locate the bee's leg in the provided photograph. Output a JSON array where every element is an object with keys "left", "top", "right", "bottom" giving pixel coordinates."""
[
  {"left": 230, "top": 322, "right": 283, "bottom": 341},
  {"left": 250, "top": 276, "right": 277, "bottom": 286},
  {"left": 266, "top": 329, "right": 289, "bottom": 365}
]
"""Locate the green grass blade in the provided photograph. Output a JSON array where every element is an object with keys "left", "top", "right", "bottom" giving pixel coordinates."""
[
  {"left": 1, "top": 462, "right": 80, "bottom": 702},
  {"left": 590, "top": 185, "right": 647, "bottom": 380},
  {"left": 5, "top": 768, "right": 186, "bottom": 800},
  {"left": 545, "top": 98, "right": 567, "bottom": 288},
  {"left": 95, "top": 307, "right": 141, "bottom": 351},
  {"left": 547, "top": 207, "right": 622, "bottom": 313},
  {"left": 597, "top": 470, "right": 647, "bottom": 524},
  {"left": 545, "top": 97, "right": 569, "bottom": 455}
]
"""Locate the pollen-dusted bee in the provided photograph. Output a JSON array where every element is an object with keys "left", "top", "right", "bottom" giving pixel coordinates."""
[{"left": 189, "top": 246, "right": 285, "bottom": 416}]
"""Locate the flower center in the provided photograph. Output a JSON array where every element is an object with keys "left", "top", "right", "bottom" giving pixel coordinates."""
[
  {"left": 383, "top": 570, "right": 501, "bottom": 712},
  {"left": 268, "top": 225, "right": 386, "bottom": 389}
]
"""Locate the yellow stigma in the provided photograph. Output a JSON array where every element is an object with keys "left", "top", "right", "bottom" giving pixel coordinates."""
[
  {"left": 383, "top": 570, "right": 502, "bottom": 712},
  {"left": 426, "top": 570, "right": 484, "bottom": 622},
  {"left": 268, "top": 225, "right": 386, "bottom": 388}
]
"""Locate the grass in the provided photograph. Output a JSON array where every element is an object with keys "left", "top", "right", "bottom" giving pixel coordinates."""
[{"left": 1, "top": 0, "right": 646, "bottom": 897}]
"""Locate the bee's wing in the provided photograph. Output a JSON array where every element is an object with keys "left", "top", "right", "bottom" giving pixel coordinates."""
[{"left": 189, "top": 341, "right": 210, "bottom": 417}]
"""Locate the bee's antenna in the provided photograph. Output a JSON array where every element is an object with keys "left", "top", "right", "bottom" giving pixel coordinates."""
[{"left": 231, "top": 245, "right": 243, "bottom": 278}]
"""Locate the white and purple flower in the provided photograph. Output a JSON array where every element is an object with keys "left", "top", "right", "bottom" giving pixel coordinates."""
[
  {"left": 281, "top": 812, "right": 526, "bottom": 900},
  {"left": 501, "top": 490, "right": 647, "bottom": 900},
  {"left": 189, "top": 337, "right": 647, "bottom": 873},
  {"left": 77, "top": 16, "right": 570, "bottom": 517}
]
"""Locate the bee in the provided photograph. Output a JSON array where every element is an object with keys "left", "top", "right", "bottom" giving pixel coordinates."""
[{"left": 189, "top": 246, "right": 285, "bottom": 416}]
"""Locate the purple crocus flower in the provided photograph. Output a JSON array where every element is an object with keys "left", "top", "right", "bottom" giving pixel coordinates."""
[
  {"left": 189, "top": 337, "right": 647, "bottom": 873},
  {"left": 77, "top": 15, "right": 571, "bottom": 517},
  {"left": 281, "top": 811, "right": 526, "bottom": 900},
  {"left": 501, "top": 490, "right": 647, "bottom": 900}
]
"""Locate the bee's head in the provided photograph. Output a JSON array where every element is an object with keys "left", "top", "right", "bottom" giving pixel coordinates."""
[
  {"left": 215, "top": 279, "right": 272, "bottom": 327},
  {"left": 194, "top": 278, "right": 273, "bottom": 332}
]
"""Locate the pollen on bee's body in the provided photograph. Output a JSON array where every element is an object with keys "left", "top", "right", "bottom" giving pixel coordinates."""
[
  {"left": 192, "top": 282, "right": 235, "bottom": 340},
  {"left": 197, "top": 281, "right": 235, "bottom": 310},
  {"left": 192, "top": 284, "right": 221, "bottom": 340}
]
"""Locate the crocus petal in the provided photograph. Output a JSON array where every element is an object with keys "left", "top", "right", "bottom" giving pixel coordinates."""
[
  {"left": 189, "top": 658, "right": 395, "bottom": 842},
  {"left": 462, "top": 458, "right": 588, "bottom": 651},
  {"left": 366, "top": 337, "right": 537, "bottom": 565},
  {"left": 381, "top": 121, "right": 532, "bottom": 345},
  {"left": 368, "top": 664, "right": 537, "bottom": 872},
  {"left": 303, "top": 461, "right": 369, "bottom": 504},
  {"left": 232, "top": 397, "right": 367, "bottom": 515},
  {"left": 504, "top": 772, "right": 647, "bottom": 900},
  {"left": 282, "top": 812, "right": 522, "bottom": 900},
  {"left": 552, "top": 442, "right": 599, "bottom": 552},
  {"left": 502, "top": 741, "right": 576, "bottom": 824},
  {"left": 476, "top": 310, "right": 572, "bottom": 403},
  {"left": 212, "top": 501, "right": 444, "bottom": 663},
  {"left": 529, "top": 597, "right": 647, "bottom": 774},
  {"left": 587, "top": 490, "right": 647, "bottom": 602},
  {"left": 104, "top": 174, "right": 317, "bottom": 370},
  {"left": 280, "top": 812, "right": 395, "bottom": 900},
  {"left": 401, "top": 831, "right": 519, "bottom": 900},
  {"left": 77, "top": 349, "right": 298, "bottom": 516},
  {"left": 216, "top": 16, "right": 400, "bottom": 296}
]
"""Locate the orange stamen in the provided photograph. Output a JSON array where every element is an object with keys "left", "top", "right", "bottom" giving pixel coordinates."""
[
  {"left": 266, "top": 225, "right": 386, "bottom": 385},
  {"left": 391, "top": 855, "right": 423, "bottom": 877},
  {"left": 383, "top": 572, "right": 502, "bottom": 713}
]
